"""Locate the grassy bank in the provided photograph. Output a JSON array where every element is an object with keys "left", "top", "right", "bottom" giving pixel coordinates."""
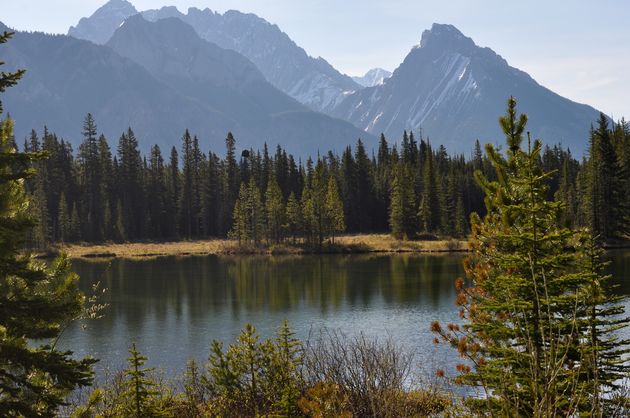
[{"left": 44, "top": 234, "right": 470, "bottom": 259}]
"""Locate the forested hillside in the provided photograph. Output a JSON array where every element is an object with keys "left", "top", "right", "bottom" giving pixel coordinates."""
[{"left": 22, "top": 109, "right": 629, "bottom": 249}]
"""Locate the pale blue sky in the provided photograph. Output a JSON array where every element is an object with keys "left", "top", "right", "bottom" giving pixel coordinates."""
[{"left": 3, "top": 1, "right": 629, "bottom": 118}]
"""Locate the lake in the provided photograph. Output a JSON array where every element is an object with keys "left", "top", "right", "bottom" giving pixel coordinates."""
[{"left": 60, "top": 250, "right": 630, "bottom": 380}]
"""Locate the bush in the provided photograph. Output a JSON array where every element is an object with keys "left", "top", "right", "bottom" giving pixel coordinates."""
[{"left": 303, "top": 330, "right": 449, "bottom": 417}]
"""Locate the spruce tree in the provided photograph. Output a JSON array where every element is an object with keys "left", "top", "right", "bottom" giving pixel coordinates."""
[
  {"left": 265, "top": 176, "right": 285, "bottom": 244},
  {"left": 324, "top": 175, "right": 345, "bottom": 244},
  {"left": 433, "top": 97, "right": 629, "bottom": 416},
  {"left": 77, "top": 113, "right": 102, "bottom": 241},
  {"left": 285, "top": 192, "right": 301, "bottom": 243},
  {"left": 123, "top": 344, "right": 161, "bottom": 418},
  {"left": 0, "top": 31, "right": 95, "bottom": 416},
  {"left": 389, "top": 163, "right": 416, "bottom": 239}
]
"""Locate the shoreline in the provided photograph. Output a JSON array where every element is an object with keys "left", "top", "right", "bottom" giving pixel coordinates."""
[{"left": 39, "top": 234, "right": 471, "bottom": 260}]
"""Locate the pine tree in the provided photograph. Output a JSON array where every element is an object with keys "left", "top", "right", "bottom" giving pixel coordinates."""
[
  {"left": 0, "top": 33, "right": 95, "bottom": 415},
  {"left": 147, "top": 145, "right": 167, "bottom": 239},
  {"left": 246, "top": 178, "right": 265, "bottom": 245},
  {"left": 225, "top": 132, "right": 240, "bottom": 227},
  {"left": 179, "top": 129, "right": 194, "bottom": 238},
  {"left": 419, "top": 143, "right": 440, "bottom": 233},
  {"left": 433, "top": 97, "right": 629, "bottom": 416},
  {"left": 57, "top": 192, "right": 71, "bottom": 243},
  {"left": 389, "top": 163, "right": 416, "bottom": 239},
  {"left": 123, "top": 344, "right": 161, "bottom": 418},
  {"left": 167, "top": 146, "right": 179, "bottom": 238},
  {"left": 324, "top": 175, "right": 345, "bottom": 244},
  {"left": 97, "top": 134, "right": 114, "bottom": 240},
  {"left": 265, "top": 176, "right": 285, "bottom": 244},
  {"left": 285, "top": 192, "right": 301, "bottom": 243},
  {"left": 230, "top": 187, "right": 248, "bottom": 244},
  {"left": 77, "top": 113, "right": 102, "bottom": 241}
]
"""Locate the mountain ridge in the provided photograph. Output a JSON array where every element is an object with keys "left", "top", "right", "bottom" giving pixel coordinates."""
[
  {"left": 330, "top": 23, "right": 601, "bottom": 154},
  {"left": 2, "top": 19, "right": 374, "bottom": 157}
]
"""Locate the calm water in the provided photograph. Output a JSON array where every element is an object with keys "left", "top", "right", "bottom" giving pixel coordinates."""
[{"left": 59, "top": 251, "right": 630, "bottom": 379}]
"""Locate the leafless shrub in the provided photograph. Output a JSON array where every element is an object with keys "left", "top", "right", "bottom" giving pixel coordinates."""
[{"left": 303, "top": 329, "right": 448, "bottom": 417}]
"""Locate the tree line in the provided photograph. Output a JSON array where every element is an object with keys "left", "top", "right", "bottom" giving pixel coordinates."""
[{"left": 20, "top": 113, "right": 629, "bottom": 248}]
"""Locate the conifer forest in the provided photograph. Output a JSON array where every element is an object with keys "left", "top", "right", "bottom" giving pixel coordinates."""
[{"left": 22, "top": 111, "right": 630, "bottom": 249}]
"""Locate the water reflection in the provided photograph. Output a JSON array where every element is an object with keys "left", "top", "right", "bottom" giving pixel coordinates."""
[{"left": 60, "top": 251, "right": 629, "bottom": 378}]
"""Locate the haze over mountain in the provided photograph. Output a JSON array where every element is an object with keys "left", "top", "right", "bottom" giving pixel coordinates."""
[
  {"left": 331, "top": 24, "right": 601, "bottom": 154},
  {"left": 66, "top": 0, "right": 360, "bottom": 113},
  {"left": 0, "top": 19, "right": 372, "bottom": 156},
  {"left": 352, "top": 68, "right": 392, "bottom": 88}
]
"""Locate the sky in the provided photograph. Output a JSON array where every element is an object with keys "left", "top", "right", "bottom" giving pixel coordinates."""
[{"left": 3, "top": 0, "right": 629, "bottom": 118}]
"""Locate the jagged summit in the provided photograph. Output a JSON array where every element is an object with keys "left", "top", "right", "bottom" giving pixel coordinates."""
[
  {"left": 331, "top": 24, "right": 601, "bottom": 154},
  {"left": 142, "top": 6, "right": 183, "bottom": 21},
  {"left": 68, "top": 0, "right": 137, "bottom": 44},
  {"left": 419, "top": 23, "right": 475, "bottom": 51},
  {"left": 67, "top": 1, "right": 360, "bottom": 113}
]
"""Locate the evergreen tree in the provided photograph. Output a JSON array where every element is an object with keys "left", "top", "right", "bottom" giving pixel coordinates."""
[
  {"left": 167, "top": 146, "right": 179, "bottom": 238},
  {"left": 229, "top": 185, "right": 248, "bottom": 244},
  {"left": 245, "top": 178, "right": 265, "bottom": 245},
  {"left": 324, "top": 175, "right": 345, "bottom": 244},
  {"left": 265, "top": 176, "right": 285, "bottom": 244},
  {"left": 117, "top": 129, "right": 144, "bottom": 240},
  {"left": 179, "top": 129, "right": 195, "bottom": 238},
  {"left": 147, "top": 145, "right": 167, "bottom": 238},
  {"left": 584, "top": 114, "right": 628, "bottom": 241},
  {"left": 123, "top": 344, "right": 162, "bottom": 418},
  {"left": 225, "top": 132, "right": 240, "bottom": 227},
  {"left": 57, "top": 192, "right": 71, "bottom": 243},
  {"left": 389, "top": 163, "right": 416, "bottom": 239},
  {"left": 77, "top": 113, "right": 102, "bottom": 241},
  {"left": 419, "top": 143, "right": 440, "bottom": 233},
  {"left": 285, "top": 192, "right": 301, "bottom": 243},
  {"left": 0, "top": 33, "right": 95, "bottom": 415},
  {"left": 433, "top": 97, "right": 629, "bottom": 416}
]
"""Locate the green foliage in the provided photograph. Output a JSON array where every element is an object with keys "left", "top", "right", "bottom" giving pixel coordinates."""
[
  {"left": 123, "top": 343, "right": 168, "bottom": 418},
  {"left": 204, "top": 322, "right": 304, "bottom": 417},
  {"left": 389, "top": 162, "right": 417, "bottom": 239},
  {"left": 265, "top": 176, "right": 286, "bottom": 244},
  {"left": 324, "top": 176, "right": 345, "bottom": 243},
  {"left": 0, "top": 31, "right": 96, "bottom": 417},
  {"left": 433, "top": 97, "right": 629, "bottom": 416}
]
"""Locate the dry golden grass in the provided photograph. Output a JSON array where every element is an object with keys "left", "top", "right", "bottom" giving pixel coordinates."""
[
  {"left": 49, "top": 234, "right": 470, "bottom": 259},
  {"left": 335, "top": 234, "right": 470, "bottom": 253},
  {"left": 54, "top": 239, "right": 234, "bottom": 259}
]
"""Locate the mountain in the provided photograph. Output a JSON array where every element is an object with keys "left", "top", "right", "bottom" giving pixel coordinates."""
[
  {"left": 352, "top": 68, "right": 392, "bottom": 87},
  {"left": 1, "top": 19, "right": 373, "bottom": 156},
  {"left": 141, "top": 6, "right": 361, "bottom": 113},
  {"left": 66, "top": 1, "right": 362, "bottom": 113},
  {"left": 68, "top": 0, "right": 137, "bottom": 45},
  {"left": 331, "top": 24, "right": 601, "bottom": 154}
]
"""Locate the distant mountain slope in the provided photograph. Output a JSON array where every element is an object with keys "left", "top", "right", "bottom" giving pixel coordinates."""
[
  {"left": 2, "top": 20, "right": 373, "bottom": 156},
  {"left": 68, "top": 0, "right": 137, "bottom": 45},
  {"left": 66, "top": 0, "right": 361, "bottom": 113},
  {"left": 142, "top": 6, "right": 361, "bottom": 113},
  {"left": 352, "top": 68, "right": 392, "bottom": 87},
  {"left": 332, "top": 24, "right": 601, "bottom": 154},
  {"left": 1, "top": 22, "right": 226, "bottom": 153}
]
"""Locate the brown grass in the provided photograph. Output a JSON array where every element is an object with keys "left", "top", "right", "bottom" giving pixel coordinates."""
[
  {"left": 335, "top": 234, "right": 469, "bottom": 253},
  {"left": 46, "top": 234, "right": 470, "bottom": 260}
]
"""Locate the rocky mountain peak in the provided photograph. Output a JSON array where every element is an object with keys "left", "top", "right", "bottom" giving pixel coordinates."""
[
  {"left": 419, "top": 23, "right": 475, "bottom": 51},
  {"left": 68, "top": 0, "right": 137, "bottom": 44}
]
